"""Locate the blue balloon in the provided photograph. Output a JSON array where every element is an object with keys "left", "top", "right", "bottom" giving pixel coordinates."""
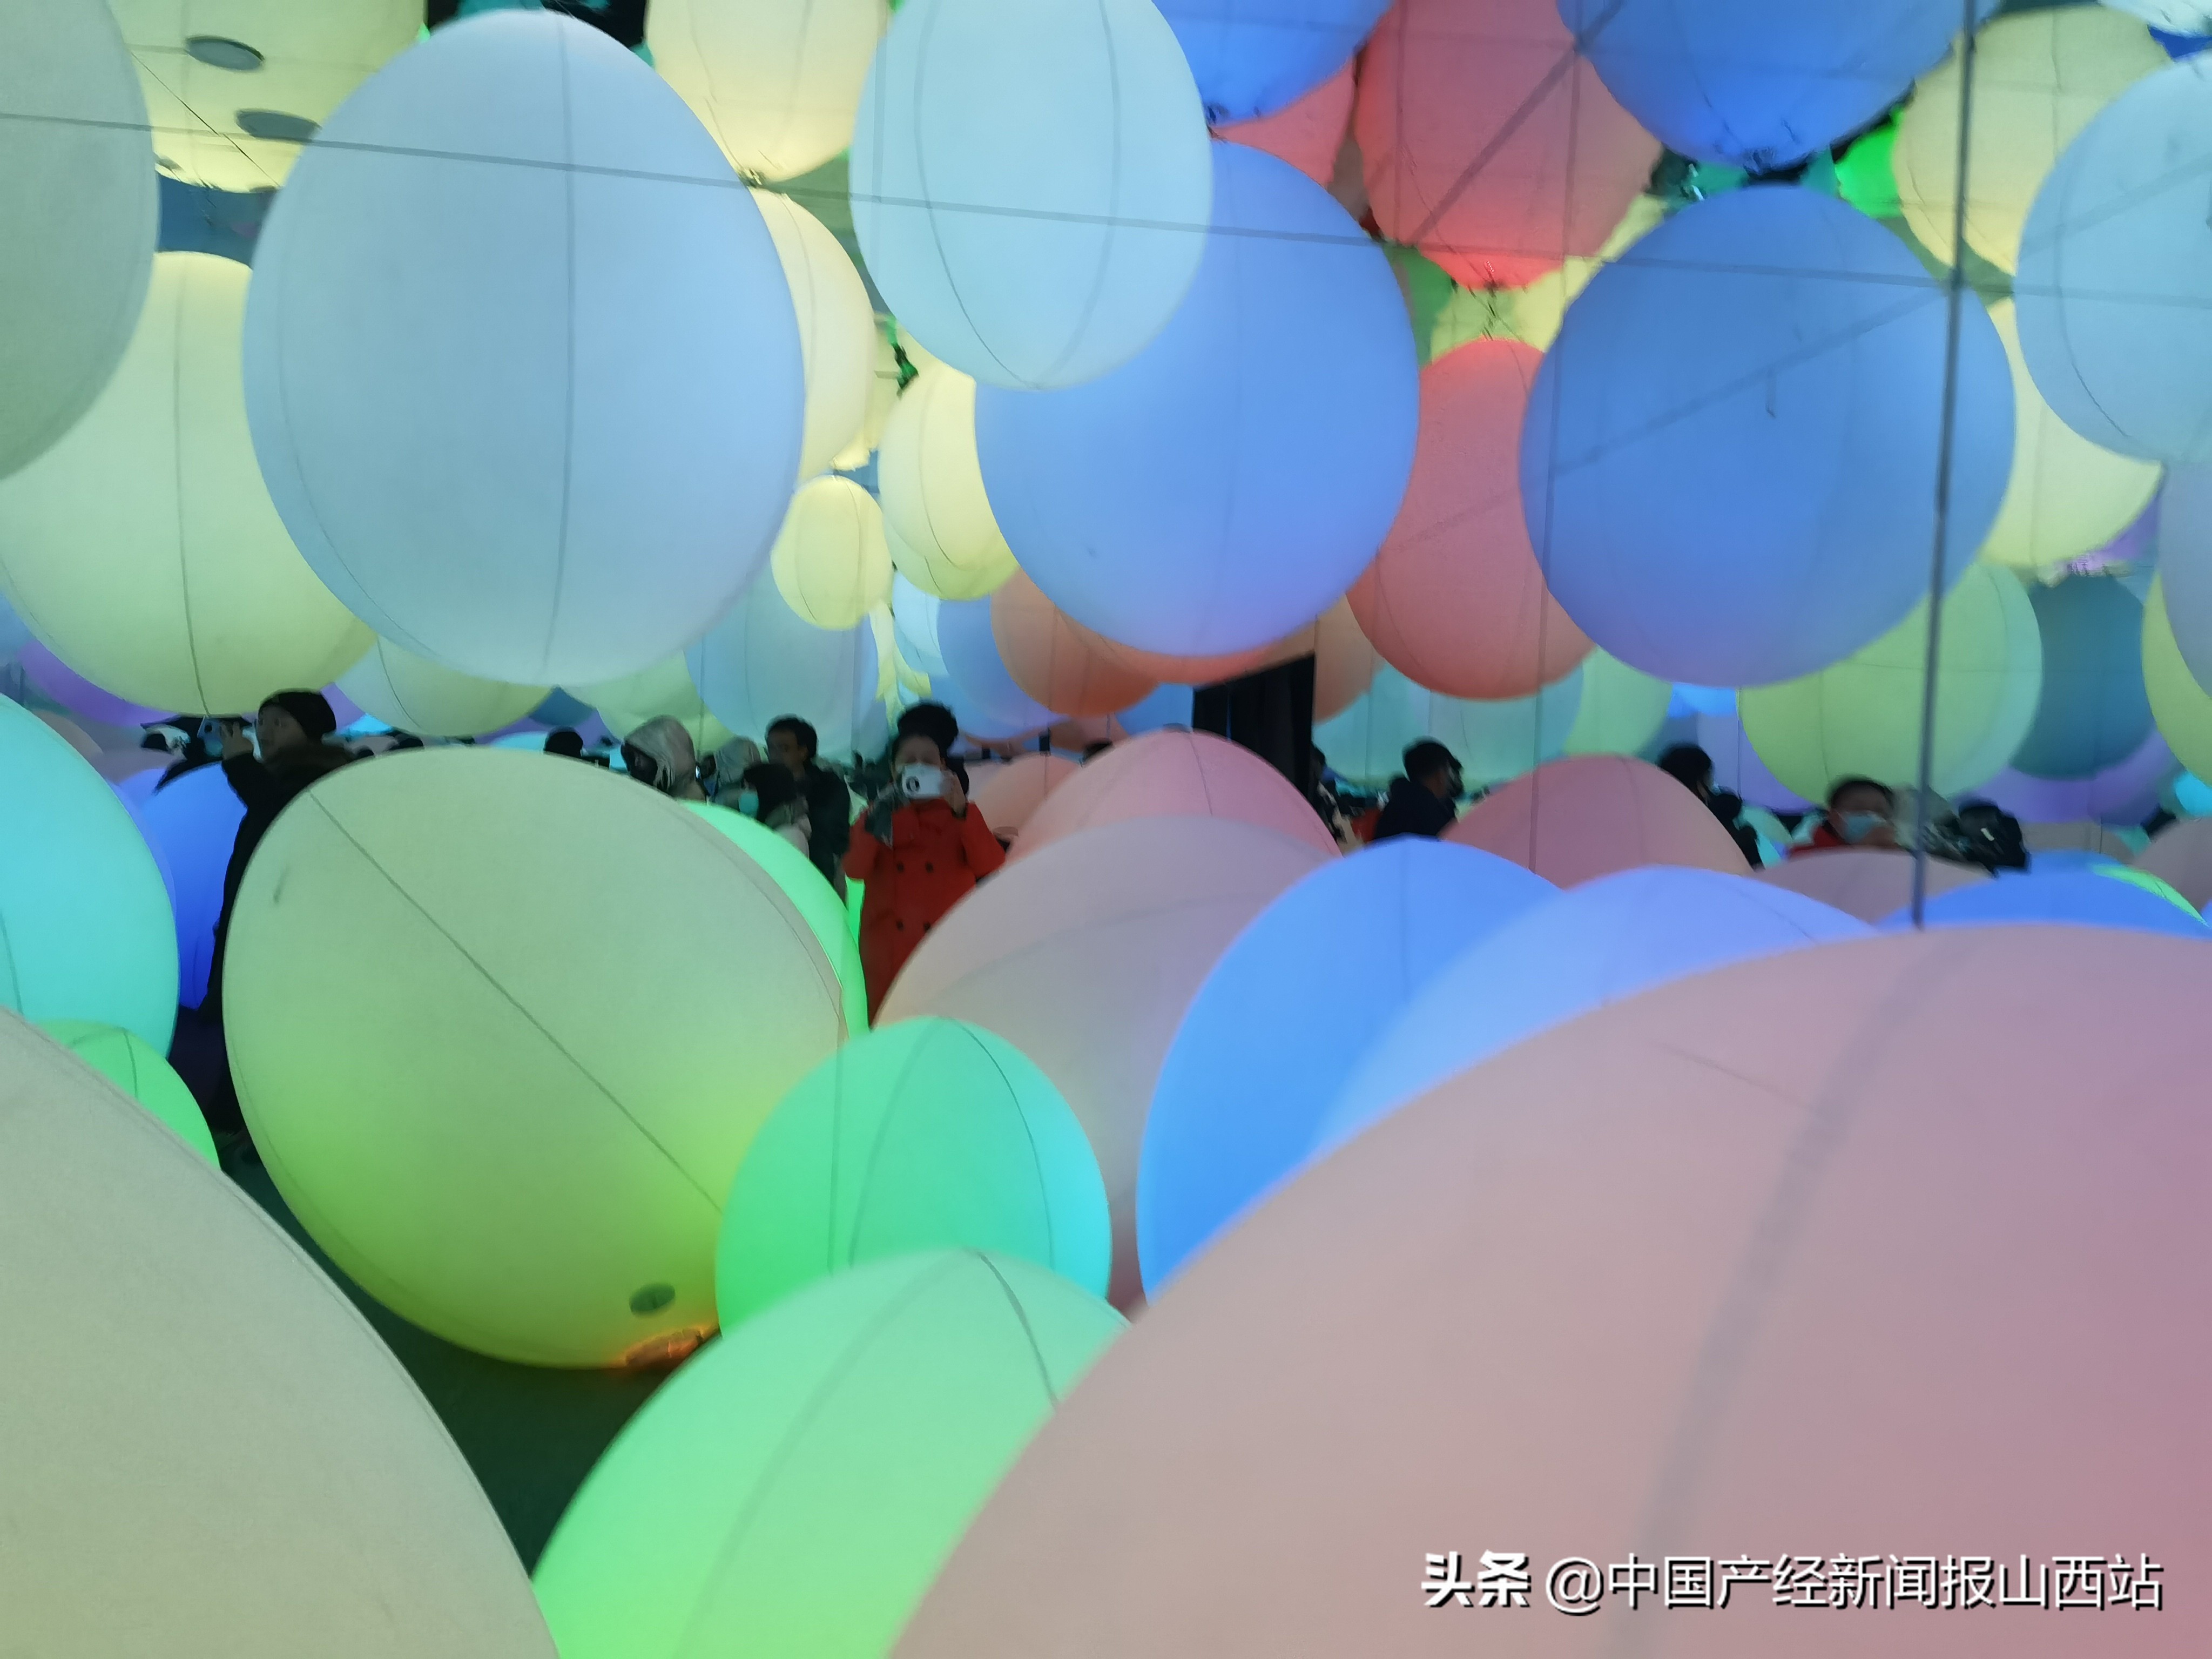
[
  {"left": 977, "top": 141, "right": 1417, "bottom": 659},
  {"left": 933, "top": 596, "right": 1053, "bottom": 741},
  {"left": 1156, "top": 0, "right": 1388, "bottom": 124},
  {"left": 2011, "top": 578, "right": 2152, "bottom": 781},
  {"left": 1879, "top": 870, "right": 2211, "bottom": 940},
  {"left": 1521, "top": 185, "right": 2014, "bottom": 688},
  {"left": 134, "top": 764, "right": 246, "bottom": 1010},
  {"left": 1322, "top": 866, "right": 1869, "bottom": 1149},
  {"left": 1137, "top": 839, "right": 1555, "bottom": 1293}
]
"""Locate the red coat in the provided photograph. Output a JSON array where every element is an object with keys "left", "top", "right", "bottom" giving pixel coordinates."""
[{"left": 844, "top": 799, "right": 1006, "bottom": 1015}]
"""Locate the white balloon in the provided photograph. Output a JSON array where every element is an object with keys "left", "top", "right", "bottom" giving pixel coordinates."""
[
  {"left": 688, "top": 576, "right": 880, "bottom": 757},
  {"left": 338, "top": 638, "right": 548, "bottom": 739},
  {"left": 649, "top": 0, "right": 887, "bottom": 181},
  {"left": 244, "top": 14, "right": 806, "bottom": 687},
  {"left": 769, "top": 475, "right": 894, "bottom": 630},
  {"left": 851, "top": 0, "right": 1213, "bottom": 389},
  {"left": 0, "top": 0, "right": 156, "bottom": 480},
  {"left": 752, "top": 189, "right": 878, "bottom": 480},
  {"left": 876, "top": 367, "right": 1016, "bottom": 599}
]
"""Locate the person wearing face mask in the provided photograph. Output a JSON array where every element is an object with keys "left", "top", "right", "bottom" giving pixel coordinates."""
[{"left": 1795, "top": 776, "right": 1901, "bottom": 855}]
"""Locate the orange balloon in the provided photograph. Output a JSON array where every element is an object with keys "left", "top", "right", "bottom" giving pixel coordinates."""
[
  {"left": 1347, "top": 340, "right": 1591, "bottom": 699},
  {"left": 1444, "top": 754, "right": 1749, "bottom": 885},
  {"left": 895, "top": 926, "right": 2212, "bottom": 1658},
  {"left": 1355, "top": 0, "right": 1658, "bottom": 290},
  {"left": 1212, "top": 64, "right": 1353, "bottom": 187},
  {"left": 1752, "top": 848, "right": 1991, "bottom": 924},
  {"left": 969, "top": 751, "right": 1078, "bottom": 842},
  {"left": 989, "top": 570, "right": 1159, "bottom": 717},
  {"left": 1014, "top": 729, "right": 1339, "bottom": 864}
]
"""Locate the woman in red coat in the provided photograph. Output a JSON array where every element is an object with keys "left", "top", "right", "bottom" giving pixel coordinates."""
[{"left": 844, "top": 727, "right": 1006, "bottom": 1016}]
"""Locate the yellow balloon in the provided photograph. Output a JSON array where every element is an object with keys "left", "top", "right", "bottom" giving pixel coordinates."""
[
  {"left": 648, "top": 0, "right": 886, "bottom": 181},
  {"left": 1976, "top": 300, "right": 2161, "bottom": 570},
  {"left": 831, "top": 327, "right": 903, "bottom": 472},
  {"left": 770, "top": 476, "right": 892, "bottom": 631},
  {"left": 1562, "top": 649, "right": 1670, "bottom": 757},
  {"left": 111, "top": 0, "right": 421, "bottom": 192},
  {"left": 751, "top": 190, "right": 876, "bottom": 480},
  {"left": 575, "top": 654, "right": 732, "bottom": 755},
  {"left": 338, "top": 637, "right": 547, "bottom": 739},
  {"left": 1894, "top": 7, "right": 2166, "bottom": 273},
  {"left": 876, "top": 366, "right": 1016, "bottom": 601},
  {"left": 0, "top": 253, "right": 371, "bottom": 714},
  {"left": 1741, "top": 562, "right": 2042, "bottom": 802},
  {"left": 2143, "top": 576, "right": 2212, "bottom": 780}
]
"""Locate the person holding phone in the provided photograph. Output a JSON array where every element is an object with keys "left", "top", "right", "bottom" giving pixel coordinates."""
[{"left": 843, "top": 710, "right": 1005, "bottom": 1016}]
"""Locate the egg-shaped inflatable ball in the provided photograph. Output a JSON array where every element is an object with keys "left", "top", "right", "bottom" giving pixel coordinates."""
[
  {"left": 650, "top": 0, "right": 887, "bottom": 181},
  {"left": 889, "top": 929, "right": 2212, "bottom": 1657},
  {"left": 979, "top": 141, "right": 1414, "bottom": 659},
  {"left": 770, "top": 476, "right": 894, "bottom": 632},
  {"left": 1982, "top": 725, "right": 2176, "bottom": 826},
  {"left": 1562, "top": 649, "right": 1671, "bottom": 757},
  {"left": 1324, "top": 868, "right": 1869, "bottom": 1152},
  {"left": 1014, "top": 730, "right": 1339, "bottom": 862},
  {"left": 2012, "top": 577, "right": 2152, "bottom": 780},
  {"left": 535, "top": 1251, "right": 1122, "bottom": 1658},
  {"left": 338, "top": 637, "right": 548, "bottom": 739},
  {"left": 1407, "top": 671, "right": 1583, "bottom": 788},
  {"left": 0, "top": 699, "right": 176, "bottom": 1048},
  {"left": 988, "top": 572, "right": 1159, "bottom": 718},
  {"left": 688, "top": 576, "right": 879, "bottom": 763},
  {"left": 686, "top": 802, "right": 868, "bottom": 1035},
  {"left": 1522, "top": 186, "right": 2015, "bottom": 689},
  {"left": 878, "top": 367, "right": 1018, "bottom": 601},
  {"left": 0, "top": 0, "right": 154, "bottom": 482},
  {"left": 717, "top": 1021, "right": 1109, "bottom": 1326},
  {"left": 752, "top": 191, "right": 879, "bottom": 480},
  {"left": 969, "top": 753, "right": 1077, "bottom": 843},
  {"left": 932, "top": 595, "right": 1055, "bottom": 741},
  {"left": 35, "top": 1017, "right": 215, "bottom": 1166},
  {"left": 224, "top": 748, "right": 847, "bottom": 1367},
  {"left": 244, "top": 13, "right": 806, "bottom": 687},
  {"left": 1157, "top": 0, "right": 1384, "bottom": 125},
  {"left": 880, "top": 815, "right": 1330, "bottom": 1306},
  {"left": 1882, "top": 869, "right": 2212, "bottom": 940},
  {"left": 1138, "top": 840, "right": 1553, "bottom": 1292},
  {"left": 1445, "top": 754, "right": 1750, "bottom": 887},
  {"left": 0, "top": 1008, "right": 556, "bottom": 1656},
  {"left": 2155, "top": 468, "right": 2212, "bottom": 689},
  {"left": 1751, "top": 845, "right": 1990, "bottom": 922},
  {"left": 852, "top": 0, "right": 1212, "bottom": 390},
  {"left": 2144, "top": 576, "right": 2212, "bottom": 780}
]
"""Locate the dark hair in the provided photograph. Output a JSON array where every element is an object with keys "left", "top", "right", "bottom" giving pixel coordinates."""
[
  {"left": 1402, "top": 739, "right": 1458, "bottom": 782},
  {"left": 1827, "top": 775, "right": 1896, "bottom": 810},
  {"left": 1082, "top": 740, "right": 1113, "bottom": 762},
  {"left": 259, "top": 689, "right": 337, "bottom": 741},
  {"left": 767, "top": 716, "right": 819, "bottom": 762},
  {"left": 1656, "top": 744, "right": 1715, "bottom": 794},
  {"left": 544, "top": 727, "right": 585, "bottom": 759},
  {"left": 896, "top": 700, "right": 960, "bottom": 758}
]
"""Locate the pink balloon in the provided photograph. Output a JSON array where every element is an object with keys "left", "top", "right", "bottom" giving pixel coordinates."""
[
  {"left": 18, "top": 639, "right": 170, "bottom": 726},
  {"left": 1980, "top": 729, "right": 2175, "bottom": 825},
  {"left": 1213, "top": 64, "right": 1354, "bottom": 187},
  {"left": 2136, "top": 817, "right": 2212, "bottom": 910},
  {"left": 1347, "top": 341, "right": 1590, "bottom": 698},
  {"left": 1354, "top": 0, "right": 1657, "bottom": 290},
  {"left": 970, "top": 752, "right": 1078, "bottom": 842},
  {"left": 880, "top": 814, "right": 1330, "bottom": 1306},
  {"left": 1012, "top": 730, "right": 1338, "bottom": 864},
  {"left": 895, "top": 927, "right": 2212, "bottom": 1659},
  {"left": 990, "top": 571, "right": 1161, "bottom": 717},
  {"left": 1752, "top": 847, "right": 1990, "bottom": 923},
  {"left": 1444, "top": 753, "right": 1749, "bottom": 885}
]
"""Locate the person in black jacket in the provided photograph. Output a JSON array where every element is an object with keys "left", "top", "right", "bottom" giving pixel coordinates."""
[
  {"left": 1373, "top": 739, "right": 1462, "bottom": 842},
  {"left": 1656, "top": 743, "right": 1766, "bottom": 867},
  {"left": 765, "top": 716, "right": 854, "bottom": 887}
]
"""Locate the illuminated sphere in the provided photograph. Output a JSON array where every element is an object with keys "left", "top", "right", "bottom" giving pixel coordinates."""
[
  {"left": 852, "top": 0, "right": 1212, "bottom": 389},
  {"left": 2143, "top": 576, "right": 2212, "bottom": 781},
  {"left": 1562, "top": 649, "right": 1670, "bottom": 757},
  {"left": 1405, "top": 671, "right": 1583, "bottom": 788},
  {"left": 2015, "top": 58, "right": 2212, "bottom": 470},
  {"left": 16, "top": 638, "right": 169, "bottom": 727},
  {"left": 575, "top": 653, "right": 733, "bottom": 758},
  {"left": 37, "top": 1018, "right": 217, "bottom": 1166},
  {"left": 1888, "top": 869, "right": 2212, "bottom": 940},
  {"left": 339, "top": 637, "right": 547, "bottom": 739},
  {"left": 1138, "top": 840, "right": 1553, "bottom": 1292},
  {"left": 1444, "top": 754, "right": 1751, "bottom": 886},
  {"left": 880, "top": 815, "right": 1330, "bottom": 1305},
  {"left": 1983, "top": 726, "right": 2176, "bottom": 827},
  {"left": 752, "top": 191, "right": 878, "bottom": 479},
  {"left": 892, "top": 574, "right": 949, "bottom": 678},
  {"left": 1522, "top": 186, "right": 2015, "bottom": 688},
  {"left": 0, "top": 0, "right": 155, "bottom": 481},
  {"left": 1348, "top": 340, "right": 1588, "bottom": 698},
  {"left": 1014, "top": 730, "right": 1339, "bottom": 862},
  {"left": 969, "top": 753, "right": 1077, "bottom": 842},
  {"left": 1156, "top": 0, "right": 1384, "bottom": 124},
  {"left": 2138, "top": 814, "right": 2212, "bottom": 909},
  {"left": 1355, "top": 0, "right": 1656, "bottom": 290},
  {"left": 1312, "top": 598, "right": 1380, "bottom": 721},
  {"left": 2157, "top": 468, "right": 2212, "bottom": 687},
  {"left": 1312, "top": 666, "right": 1427, "bottom": 783},
  {"left": 244, "top": 13, "right": 806, "bottom": 686},
  {"left": 979, "top": 141, "right": 1415, "bottom": 659},
  {"left": 649, "top": 0, "right": 887, "bottom": 181},
  {"left": 134, "top": 764, "right": 246, "bottom": 1009},
  {"left": 1894, "top": 5, "right": 2166, "bottom": 271},
  {"left": 0, "top": 1009, "right": 556, "bottom": 1655},
  {"left": 688, "top": 576, "right": 879, "bottom": 763},
  {"left": 2012, "top": 577, "right": 2151, "bottom": 780},
  {"left": 889, "top": 928, "right": 2212, "bottom": 1657},
  {"left": 717, "top": 1021, "right": 1110, "bottom": 1326},
  {"left": 988, "top": 572, "right": 1158, "bottom": 718},
  {"left": 1566, "top": 0, "right": 1992, "bottom": 172},
  {"left": 1979, "top": 300, "right": 2162, "bottom": 569},
  {"left": 878, "top": 368, "right": 1017, "bottom": 601},
  {"left": 1211, "top": 62, "right": 1354, "bottom": 184},
  {"left": 0, "top": 698, "right": 176, "bottom": 1048},
  {"left": 771, "top": 477, "right": 894, "bottom": 631},
  {"left": 1751, "top": 846, "right": 1988, "bottom": 922},
  {"left": 224, "top": 748, "right": 847, "bottom": 1366},
  {"left": 686, "top": 802, "right": 868, "bottom": 1034},
  {"left": 535, "top": 1251, "right": 1122, "bottom": 1658},
  {"left": 932, "top": 595, "right": 1054, "bottom": 741},
  {"left": 1739, "top": 562, "right": 2043, "bottom": 804},
  {"left": 1323, "top": 868, "right": 1868, "bottom": 1151}
]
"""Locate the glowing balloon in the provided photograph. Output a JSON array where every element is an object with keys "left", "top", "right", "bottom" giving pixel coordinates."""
[
  {"left": 770, "top": 476, "right": 894, "bottom": 631},
  {"left": 969, "top": 753, "right": 1076, "bottom": 842},
  {"left": 535, "top": 1251, "right": 1121, "bottom": 1657},
  {"left": 2016, "top": 58, "right": 2212, "bottom": 468},
  {"left": 852, "top": 0, "right": 1211, "bottom": 388},
  {"left": 1982, "top": 725, "right": 2175, "bottom": 826},
  {"left": 880, "top": 815, "right": 1330, "bottom": 1305},
  {"left": 688, "top": 577, "right": 879, "bottom": 763},
  {"left": 1752, "top": 845, "right": 1988, "bottom": 921},
  {"left": 746, "top": 192, "right": 876, "bottom": 482},
  {"left": 1159, "top": 0, "right": 1381, "bottom": 123},
  {"left": 37, "top": 1018, "right": 216, "bottom": 1166},
  {"left": 932, "top": 595, "right": 1054, "bottom": 741},
  {"left": 1894, "top": 5, "right": 2166, "bottom": 271},
  {"left": 649, "top": 0, "right": 886, "bottom": 181},
  {"left": 717, "top": 1021, "right": 1109, "bottom": 1326},
  {"left": 225, "top": 748, "right": 847, "bottom": 1366},
  {"left": 877, "top": 368, "right": 1017, "bottom": 601},
  {"left": 1348, "top": 340, "right": 1588, "bottom": 699},
  {"left": 1887, "top": 868, "right": 2212, "bottom": 940},
  {"left": 1562, "top": 649, "right": 1670, "bottom": 757},
  {"left": 989, "top": 572, "right": 1159, "bottom": 718},
  {"left": 133, "top": 763, "right": 245, "bottom": 1009},
  {"left": 0, "top": 698, "right": 177, "bottom": 1048},
  {"left": 892, "top": 574, "right": 948, "bottom": 678},
  {"left": 2137, "top": 813, "right": 2212, "bottom": 908},
  {"left": 339, "top": 637, "right": 546, "bottom": 739},
  {"left": 1445, "top": 754, "right": 1751, "bottom": 886},
  {"left": 244, "top": 13, "right": 806, "bottom": 687},
  {"left": 1138, "top": 840, "right": 1553, "bottom": 1292},
  {"left": 2012, "top": 577, "right": 2151, "bottom": 780},
  {"left": 575, "top": 653, "right": 732, "bottom": 757},
  {"left": 979, "top": 141, "right": 1415, "bottom": 659},
  {"left": 1739, "top": 562, "right": 2043, "bottom": 802},
  {"left": 686, "top": 802, "right": 867, "bottom": 1033},
  {"left": 1522, "top": 186, "right": 2015, "bottom": 687},
  {"left": 15, "top": 639, "right": 170, "bottom": 728},
  {"left": 2144, "top": 576, "right": 2212, "bottom": 781},
  {"left": 1013, "top": 730, "right": 1339, "bottom": 863},
  {"left": 2156, "top": 469, "right": 2212, "bottom": 689},
  {"left": 1211, "top": 62, "right": 1353, "bottom": 184},
  {"left": 1406, "top": 671, "right": 1582, "bottom": 788}
]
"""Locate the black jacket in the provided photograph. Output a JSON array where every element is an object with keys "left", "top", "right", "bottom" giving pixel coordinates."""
[
  {"left": 1372, "top": 775, "right": 1458, "bottom": 842},
  {"left": 204, "top": 747, "right": 353, "bottom": 1015}
]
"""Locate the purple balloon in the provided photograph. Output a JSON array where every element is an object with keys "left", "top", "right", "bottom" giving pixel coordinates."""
[
  {"left": 18, "top": 640, "right": 170, "bottom": 726},
  {"left": 1979, "top": 729, "right": 2176, "bottom": 826},
  {"left": 322, "top": 682, "right": 365, "bottom": 727}
]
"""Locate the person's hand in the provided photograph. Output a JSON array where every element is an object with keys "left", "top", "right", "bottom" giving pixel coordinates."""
[
  {"left": 940, "top": 770, "right": 967, "bottom": 816},
  {"left": 219, "top": 718, "right": 254, "bottom": 759}
]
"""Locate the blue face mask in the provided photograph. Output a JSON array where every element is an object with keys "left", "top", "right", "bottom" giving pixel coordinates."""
[
  {"left": 736, "top": 789, "right": 760, "bottom": 815},
  {"left": 1838, "top": 812, "right": 1888, "bottom": 844}
]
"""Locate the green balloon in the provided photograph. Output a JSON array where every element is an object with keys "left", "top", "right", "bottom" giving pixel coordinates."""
[
  {"left": 717, "top": 1019, "right": 1110, "bottom": 1327},
  {"left": 533, "top": 1251, "right": 1123, "bottom": 1658},
  {"left": 686, "top": 804, "right": 867, "bottom": 1031},
  {"left": 37, "top": 1019, "right": 218, "bottom": 1166}
]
